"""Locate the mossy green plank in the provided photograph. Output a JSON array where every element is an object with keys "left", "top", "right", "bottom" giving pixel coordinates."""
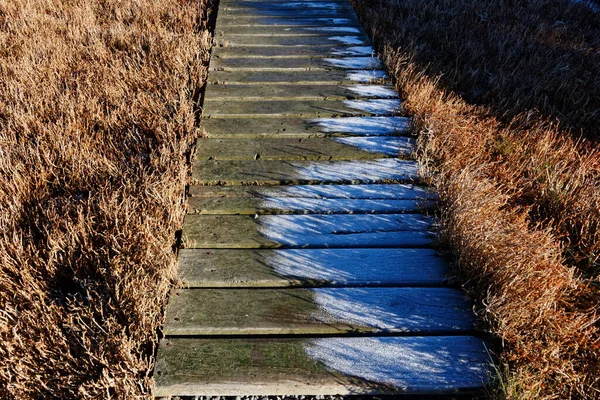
[
  {"left": 209, "top": 56, "right": 382, "bottom": 71},
  {"left": 181, "top": 213, "right": 434, "bottom": 249},
  {"left": 213, "top": 44, "right": 375, "bottom": 58},
  {"left": 192, "top": 159, "right": 419, "bottom": 185},
  {"left": 201, "top": 116, "right": 411, "bottom": 138},
  {"left": 203, "top": 83, "right": 397, "bottom": 101},
  {"left": 164, "top": 287, "right": 474, "bottom": 335},
  {"left": 188, "top": 183, "right": 435, "bottom": 199},
  {"left": 208, "top": 69, "right": 389, "bottom": 85},
  {"left": 177, "top": 248, "right": 448, "bottom": 287},
  {"left": 154, "top": 336, "right": 491, "bottom": 396}
]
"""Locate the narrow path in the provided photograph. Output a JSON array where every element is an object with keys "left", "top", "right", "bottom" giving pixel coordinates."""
[{"left": 154, "top": 0, "right": 491, "bottom": 397}]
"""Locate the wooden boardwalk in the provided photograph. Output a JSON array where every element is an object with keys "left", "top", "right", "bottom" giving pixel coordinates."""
[{"left": 154, "top": 0, "right": 491, "bottom": 397}]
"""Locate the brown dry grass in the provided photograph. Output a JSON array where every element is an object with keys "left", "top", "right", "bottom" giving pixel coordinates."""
[
  {"left": 0, "top": 0, "right": 211, "bottom": 398},
  {"left": 352, "top": 0, "right": 600, "bottom": 398}
]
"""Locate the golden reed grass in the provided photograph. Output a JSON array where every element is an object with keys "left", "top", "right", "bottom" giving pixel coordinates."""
[
  {"left": 353, "top": 0, "right": 600, "bottom": 397},
  {"left": 0, "top": 0, "right": 211, "bottom": 397}
]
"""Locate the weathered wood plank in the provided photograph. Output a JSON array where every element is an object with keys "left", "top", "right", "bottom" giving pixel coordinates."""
[
  {"left": 202, "top": 99, "right": 400, "bottom": 118},
  {"left": 194, "top": 137, "right": 412, "bottom": 161},
  {"left": 177, "top": 248, "right": 448, "bottom": 287},
  {"left": 203, "top": 83, "right": 397, "bottom": 101},
  {"left": 210, "top": 56, "right": 383, "bottom": 71},
  {"left": 213, "top": 44, "right": 375, "bottom": 58},
  {"left": 188, "top": 198, "right": 434, "bottom": 215},
  {"left": 201, "top": 116, "right": 412, "bottom": 138},
  {"left": 217, "top": 9, "right": 358, "bottom": 19},
  {"left": 219, "top": 1, "right": 353, "bottom": 11},
  {"left": 215, "top": 25, "right": 365, "bottom": 37},
  {"left": 181, "top": 213, "right": 434, "bottom": 249},
  {"left": 192, "top": 158, "right": 419, "bottom": 185},
  {"left": 188, "top": 183, "right": 435, "bottom": 199},
  {"left": 154, "top": 336, "right": 491, "bottom": 396},
  {"left": 208, "top": 69, "right": 389, "bottom": 85},
  {"left": 215, "top": 35, "right": 369, "bottom": 47},
  {"left": 165, "top": 287, "right": 475, "bottom": 335}
]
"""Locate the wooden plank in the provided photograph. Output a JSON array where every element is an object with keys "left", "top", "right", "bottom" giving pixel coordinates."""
[
  {"left": 192, "top": 158, "right": 419, "bottom": 185},
  {"left": 154, "top": 336, "right": 491, "bottom": 396},
  {"left": 164, "top": 287, "right": 475, "bottom": 335},
  {"left": 219, "top": 1, "right": 353, "bottom": 11},
  {"left": 208, "top": 69, "right": 389, "bottom": 85},
  {"left": 215, "top": 35, "right": 369, "bottom": 47},
  {"left": 213, "top": 44, "right": 375, "bottom": 58},
  {"left": 203, "top": 83, "right": 398, "bottom": 101},
  {"left": 215, "top": 25, "right": 365, "bottom": 36},
  {"left": 202, "top": 99, "right": 400, "bottom": 118},
  {"left": 188, "top": 197, "right": 434, "bottom": 215},
  {"left": 181, "top": 213, "right": 435, "bottom": 249},
  {"left": 217, "top": 16, "right": 359, "bottom": 28},
  {"left": 209, "top": 56, "right": 383, "bottom": 71},
  {"left": 201, "top": 116, "right": 412, "bottom": 138},
  {"left": 177, "top": 248, "right": 449, "bottom": 287},
  {"left": 188, "top": 183, "right": 436, "bottom": 199},
  {"left": 194, "top": 137, "right": 412, "bottom": 161},
  {"left": 217, "top": 9, "right": 358, "bottom": 19}
]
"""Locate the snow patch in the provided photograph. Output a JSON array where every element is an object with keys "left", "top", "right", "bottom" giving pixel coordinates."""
[
  {"left": 305, "top": 337, "right": 490, "bottom": 390},
  {"left": 290, "top": 158, "right": 418, "bottom": 182},
  {"left": 329, "top": 46, "right": 375, "bottom": 57},
  {"left": 313, "top": 116, "right": 411, "bottom": 135},
  {"left": 323, "top": 57, "right": 382, "bottom": 69},
  {"left": 328, "top": 36, "right": 367, "bottom": 45},
  {"left": 345, "top": 84, "right": 398, "bottom": 98},
  {"left": 343, "top": 99, "right": 402, "bottom": 114},
  {"left": 333, "top": 136, "right": 415, "bottom": 156},
  {"left": 345, "top": 70, "right": 389, "bottom": 82}
]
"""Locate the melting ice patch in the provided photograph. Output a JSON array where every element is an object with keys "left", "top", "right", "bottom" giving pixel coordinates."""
[
  {"left": 329, "top": 46, "right": 375, "bottom": 57},
  {"left": 323, "top": 57, "right": 383, "bottom": 69},
  {"left": 345, "top": 70, "right": 389, "bottom": 82},
  {"left": 314, "top": 116, "right": 411, "bottom": 135},
  {"left": 305, "top": 337, "right": 490, "bottom": 390},
  {"left": 328, "top": 36, "right": 368, "bottom": 45},
  {"left": 333, "top": 136, "right": 415, "bottom": 156},
  {"left": 290, "top": 158, "right": 418, "bottom": 182},
  {"left": 345, "top": 84, "right": 398, "bottom": 98},
  {"left": 343, "top": 99, "right": 401, "bottom": 115}
]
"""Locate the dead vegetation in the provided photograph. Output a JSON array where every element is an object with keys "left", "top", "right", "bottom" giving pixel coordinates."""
[
  {"left": 0, "top": 0, "right": 211, "bottom": 397},
  {"left": 352, "top": 0, "right": 600, "bottom": 397}
]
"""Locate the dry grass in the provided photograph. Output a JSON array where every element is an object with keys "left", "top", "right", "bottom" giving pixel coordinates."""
[
  {"left": 0, "top": 0, "right": 211, "bottom": 397},
  {"left": 352, "top": 0, "right": 600, "bottom": 398}
]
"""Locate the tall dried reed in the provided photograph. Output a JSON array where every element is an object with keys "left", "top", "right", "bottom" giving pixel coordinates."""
[
  {"left": 0, "top": 0, "right": 211, "bottom": 397},
  {"left": 353, "top": 0, "right": 600, "bottom": 397}
]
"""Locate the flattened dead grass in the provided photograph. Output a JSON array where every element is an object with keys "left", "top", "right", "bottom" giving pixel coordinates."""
[
  {"left": 352, "top": 0, "right": 600, "bottom": 397},
  {"left": 0, "top": 0, "right": 211, "bottom": 397}
]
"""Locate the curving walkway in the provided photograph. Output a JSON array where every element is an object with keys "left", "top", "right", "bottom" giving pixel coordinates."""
[{"left": 154, "top": 0, "right": 491, "bottom": 397}]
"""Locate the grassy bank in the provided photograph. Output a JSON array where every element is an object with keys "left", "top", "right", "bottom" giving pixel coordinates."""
[
  {"left": 352, "top": 0, "right": 600, "bottom": 397},
  {"left": 0, "top": 0, "right": 211, "bottom": 397}
]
